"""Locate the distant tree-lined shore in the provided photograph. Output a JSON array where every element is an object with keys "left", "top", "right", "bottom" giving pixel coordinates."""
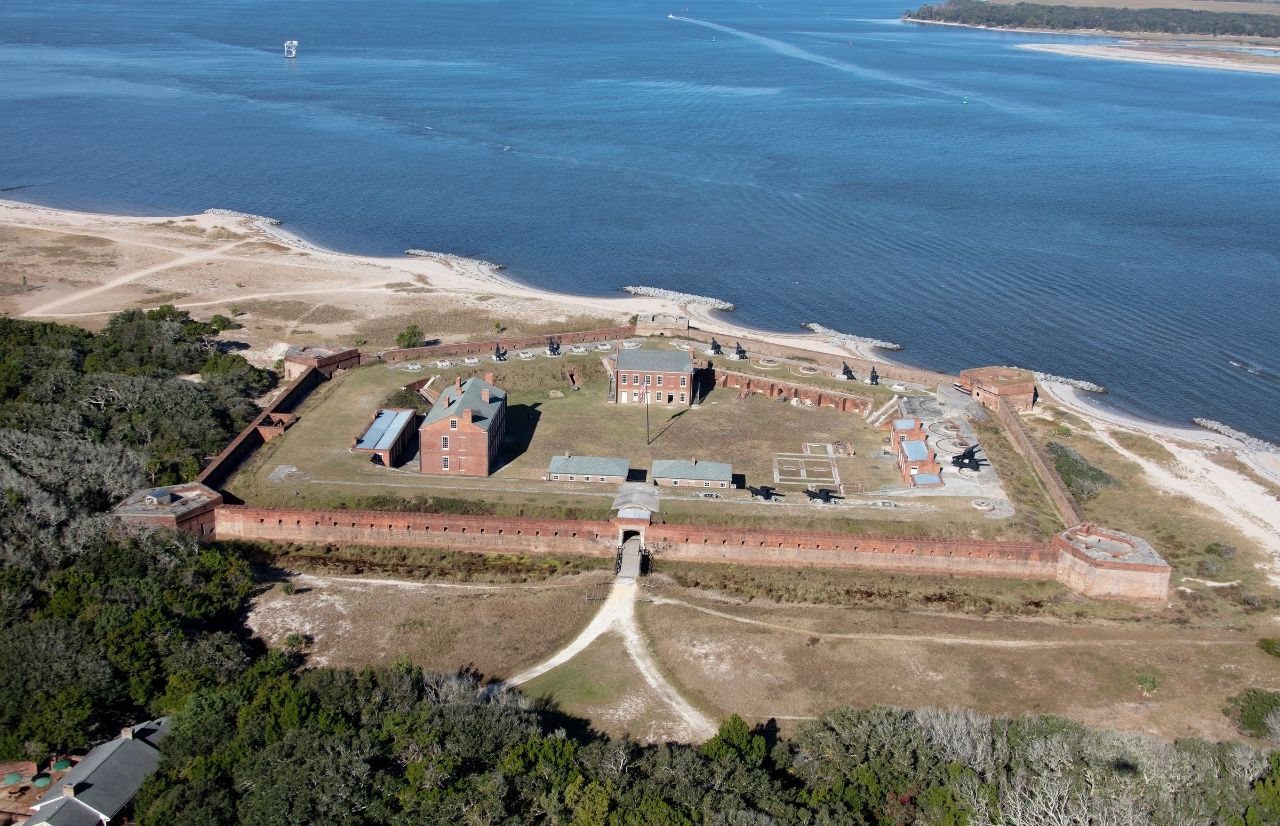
[{"left": 907, "top": 0, "right": 1280, "bottom": 37}]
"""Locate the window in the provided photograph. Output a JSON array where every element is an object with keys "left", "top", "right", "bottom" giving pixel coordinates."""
[
  {"left": 644, "top": 375, "right": 651, "bottom": 385},
  {"left": 633, "top": 374, "right": 640, "bottom": 384},
  {"left": 679, "top": 376, "right": 687, "bottom": 387},
  {"left": 569, "top": 475, "right": 576, "bottom": 481},
  {"left": 720, "top": 482, "right": 728, "bottom": 488},
  {"left": 632, "top": 391, "right": 638, "bottom": 400},
  {"left": 620, "top": 374, "right": 628, "bottom": 385},
  {"left": 584, "top": 475, "right": 592, "bottom": 482},
  {"left": 704, "top": 481, "right": 711, "bottom": 487},
  {"left": 441, "top": 435, "right": 449, "bottom": 450},
  {"left": 442, "top": 456, "right": 450, "bottom": 470},
  {"left": 679, "top": 393, "right": 686, "bottom": 403},
  {"left": 552, "top": 474, "right": 561, "bottom": 480},
  {"left": 656, "top": 375, "right": 663, "bottom": 386},
  {"left": 449, "top": 419, "right": 458, "bottom": 430},
  {"left": 672, "top": 479, "right": 679, "bottom": 486}
]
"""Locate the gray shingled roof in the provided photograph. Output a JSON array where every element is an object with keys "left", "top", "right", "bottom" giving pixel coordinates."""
[
  {"left": 616, "top": 349, "right": 693, "bottom": 374},
  {"left": 651, "top": 459, "right": 732, "bottom": 482},
  {"left": 422, "top": 377, "right": 506, "bottom": 431},
  {"left": 31, "top": 718, "right": 170, "bottom": 825},
  {"left": 548, "top": 455, "right": 630, "bottom": 478},
  {"left": 612, "top": 483, "right": 660, "bottom": 513}
]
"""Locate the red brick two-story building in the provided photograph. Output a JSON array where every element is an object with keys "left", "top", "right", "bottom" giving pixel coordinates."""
[
  {"left": 609, "top": 349, "right": 695, "bottom": 406},
  {"left": 419, "top": 374, "right": 507, "bottom": 477}
]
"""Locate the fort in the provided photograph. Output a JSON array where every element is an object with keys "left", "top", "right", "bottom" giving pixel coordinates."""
[{"left": 120, "top": 323, "right": 1170, "bottom": 603}]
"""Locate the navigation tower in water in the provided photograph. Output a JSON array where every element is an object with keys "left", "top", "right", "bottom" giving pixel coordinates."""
[{"left": 283, "top": 40, "right": 298, "bottom": 58}]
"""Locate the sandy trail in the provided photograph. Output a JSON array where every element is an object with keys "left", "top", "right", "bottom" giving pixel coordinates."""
[
  {"left": 1090, "top": 428, "right": 1280, "bottom": 585},
  {"left": 651, "top": 596, "right": 1250, "bottom": 648},
  {"left": 505, "top": 578, "right": 717, "bottom": 740},
  {"left": 20, "top": 238, "right": 248, "bottom": 317}
]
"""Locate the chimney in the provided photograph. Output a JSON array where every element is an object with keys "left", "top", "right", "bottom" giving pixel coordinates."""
[
  {"left": 62, "top": 784, "right": 76, "bottom": 799},
  {"left": 481, "top": 389, "right": 490, "bottom": 403},
  {"left": 121, "top": 726, "right": 134, "bottom": 740},
  {"left": 484, "top": 372, "right": 495, "bottom": 384},
  {"left": 462, "top": 408, "right": 473, "bottom": 424},
  {"left": 455, "top": 375, "right": 462, "bottom": 393},
  {"left": 564, "top": 450, "right": 571, "bottom": 458},
  {"left": 690, "top": 457, "right": 697, "bottom": 466}
]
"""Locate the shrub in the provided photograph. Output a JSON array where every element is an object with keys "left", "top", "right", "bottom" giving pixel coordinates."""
[
  {"left": 1258, "top": 639, "right": 1280, "bottom": 659},
  {"left": 209, "top": 314, "right": 241, "bottom": 332},
  {"left": 1207, "top": 541, "right": 1237, "bottom": 559},
  {"left": 1226, "top": 688, "right": 1280, "bottom": 738},
  {"left": 395, "top": 324, "right": 423, "bottom": 349},
  {"left": 1196, "top": 559, "right": 1223, "bottom": 577},
  {"left": 1046, "top": 442, "right": 1114, "bottom": 502}
]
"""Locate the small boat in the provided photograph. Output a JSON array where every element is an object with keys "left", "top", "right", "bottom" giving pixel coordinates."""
[{"left": 283, "top": 40, "right": 298, "bottom": 58}]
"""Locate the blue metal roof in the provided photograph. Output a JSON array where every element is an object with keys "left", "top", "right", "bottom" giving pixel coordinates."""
[
  {"left": 892, "top": 418, "right": 916, "bottom": 431},
  {"left": 913, "top": 473, "right": 942, "bottom": 486},
  {"left": 356, "top": 409, "right": 415, "bottom": 451},
  {"left": 902, "top": 440, "right": 930, "bottom": 462}
]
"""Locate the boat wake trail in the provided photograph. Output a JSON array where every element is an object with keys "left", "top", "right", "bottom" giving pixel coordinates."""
[{"left": 667, "top": 14, "right": 958, "bottom": 100}]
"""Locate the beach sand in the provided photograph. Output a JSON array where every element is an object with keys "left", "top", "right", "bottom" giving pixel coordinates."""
[
  {"left": 1016, "top": 42, "right": 1280, "bottom": 75},
  {"left": 0, "top": 199, "right": 885, "bottom": 363}
]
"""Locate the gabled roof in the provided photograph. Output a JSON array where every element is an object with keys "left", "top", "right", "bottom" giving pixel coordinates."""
[
  {"left": 651, "top": 459, "right": 732, "bottom": 482},
  {"left": 548, "top": 456, "right": 630, "bottom": 478},
  {"left": 616, "top": 349, "right": 694, "bottom": 374},
  {"left": 355, "top": 409, "right": 415, "bottom": 451},
  {"left": 422, "top": 377, "right": 506, "bottom": 431},
  {"left": 31, "top": 718, "right": 170, "bottom": 825}
]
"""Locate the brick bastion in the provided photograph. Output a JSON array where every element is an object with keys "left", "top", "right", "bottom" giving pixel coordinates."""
[{"left": 208, "top": 504, "right": 1169, "bottom": 602}]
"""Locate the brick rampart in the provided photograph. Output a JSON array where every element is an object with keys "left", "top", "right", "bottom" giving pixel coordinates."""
[
  {"left": 682, "top": 328, "right": 959, "bottom": 389},
  {"left": 211, "top": 506, "right": 1167, "bottom": 600},
  {"left": 381, "top": 326, "right": 637, "bottom": 363},
  {"left": 991, "top": 397, "right": 1084, "bottom": 527},
  {"left": 197, "top": 366, "right": 324, "bottom": 489},
  {"left": 714, "top": 370, "right": 871, "bottom": 414},
  {"left": 215, "top": 506, "right": 618, "bottom": 558}
]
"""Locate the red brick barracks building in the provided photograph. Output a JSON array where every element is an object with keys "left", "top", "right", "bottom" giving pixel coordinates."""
[
  {"left": 419, "top": 374, "right": 507, "bottom": 477},
  {"left": 608, "top": 349, "right": 694, "bottom": 406}
]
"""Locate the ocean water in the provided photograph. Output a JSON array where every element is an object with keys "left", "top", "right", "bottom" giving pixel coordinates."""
[{"left": 3, "top": 0, "right": 1278, "bottom": 441}]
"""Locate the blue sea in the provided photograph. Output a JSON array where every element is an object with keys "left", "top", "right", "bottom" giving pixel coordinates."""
[{"left": 3, "top": 0, "right": 1279, "bottom": 441}]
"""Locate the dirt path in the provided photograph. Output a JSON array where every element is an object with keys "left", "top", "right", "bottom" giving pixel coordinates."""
[
  {"left": 20, "top": 239, "right": 248, "bottom": 317},
  {"left": 652, "top": 596, "right": 1250, "bottom": 648},
  {"left": 505, "top": 579, "right": 717, "bottom": 740}
]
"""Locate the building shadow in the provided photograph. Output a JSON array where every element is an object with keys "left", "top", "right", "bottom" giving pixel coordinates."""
[
  {"left": 626, "top": 468, "right": 649, "bottom": 483},
  {"left": 500, "top": 402, "right": 541, "bottom": 465}
]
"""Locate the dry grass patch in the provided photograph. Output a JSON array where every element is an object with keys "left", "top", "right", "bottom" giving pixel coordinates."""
[
  {"left": 248, "top": 570, "right": 607, "bottom": 679},
  {"left": 521, "top": 631, "right": 696, "bottom": 742},
  {"left": 1112, "top": 430, "right": 1177, "bottom": 465},
  {"left": 637, "top": 582, "right": 1273, "bottom": 742}
]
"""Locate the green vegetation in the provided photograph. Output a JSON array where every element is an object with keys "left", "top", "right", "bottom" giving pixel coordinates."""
[
  {"left": 0, "top": 307, "right": 273, "bottom": 483},
  {"left": 134, "top": 664, "right": 1280, "bottom": 824},
  {"left": 1047, "top": 441, "right": 1115, "bottom": 502},
  {"left": 908, "top": 0, "right": 1280, "bottom": 37},
  {"left": 1227, "top": 689, "right": 1280, "bottom": 739},
  {"left": 394, "top": 323, "right": 422, "bottom": 349},
  {"left": 245, "top": 541, "right": 611, "bottom": 583},
  {"left": 1113, "top": 430, "right": 1177, "bottom": 465},
  {"left": 1258, "top": 638, "right": 1280, "bottom": 658}
]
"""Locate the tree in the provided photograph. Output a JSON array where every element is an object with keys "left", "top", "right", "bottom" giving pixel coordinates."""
[{"left": 396, "top": 324, "right": 423, "bottom": 349}]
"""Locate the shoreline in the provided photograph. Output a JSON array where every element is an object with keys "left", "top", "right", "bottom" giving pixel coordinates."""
[
  {"left": 2, "top": 196, "right": 1277, "bottom": 463},
  {"left": 1016, "top": 42, "right": 1280, "bottom": 74}
]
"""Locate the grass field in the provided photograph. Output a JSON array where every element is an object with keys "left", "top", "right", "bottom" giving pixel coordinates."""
[
  {"left": 636, "top": 578, "right": 1279, "bottom": 742},
  {"left": 228, "top": 357, "right": 1047, "bottom": 538}
]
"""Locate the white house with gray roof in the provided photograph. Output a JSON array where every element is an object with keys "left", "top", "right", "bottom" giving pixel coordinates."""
[
  {"left": 651, "top": 459, "right": 733, "bottom": 489},
  {"left": 547, "top": 455, "right": 630, "bottom": 484},
  {"left": 27, "top": 718, "right": 169, "bottom": 825}
]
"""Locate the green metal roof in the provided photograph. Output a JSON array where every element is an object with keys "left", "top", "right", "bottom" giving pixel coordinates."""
[
  {"left": 422, "top": 377, "right": 506, "bottom": 431},
  {"left": 548, "top": 456, "right": 630, "bottom": 478},
  {"left": 651, "top": 459, "right": 731, "bottom": 482}
]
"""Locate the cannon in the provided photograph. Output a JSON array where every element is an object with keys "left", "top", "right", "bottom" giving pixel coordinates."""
[{"left": 952, "top": 444, "right": 983, "bottom": 471}]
